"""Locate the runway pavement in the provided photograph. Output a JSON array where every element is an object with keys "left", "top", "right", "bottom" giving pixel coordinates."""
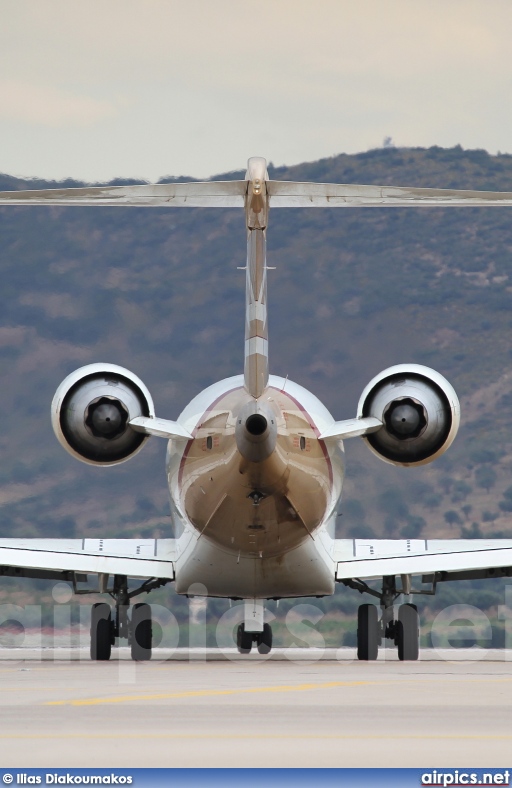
[{"left": 0, "top": 648, "right": 511, "bottom": 768}]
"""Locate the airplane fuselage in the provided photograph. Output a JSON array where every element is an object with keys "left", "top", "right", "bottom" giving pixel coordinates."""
[{"left": 167, "top": 374, "right": 344, "bottom": 599}]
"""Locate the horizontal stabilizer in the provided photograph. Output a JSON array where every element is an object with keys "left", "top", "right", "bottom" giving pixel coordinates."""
[
  {"left": 0, "top": 180, "right": 247, "bottom": 208},
  {"left": 319, "top": 416, "right": 382, "bottom": 440},
  {"left": 129, "top": 416, "right": 192, "bottom": 440},
  {"left": 267, "top": 181, "right": 512, "bottom": 208},
  {"left": 3, "top": 179, "right": 512, "bottom": 209},
  {"left": 335, "top": 539, "right": 512, "bottom": 581}
]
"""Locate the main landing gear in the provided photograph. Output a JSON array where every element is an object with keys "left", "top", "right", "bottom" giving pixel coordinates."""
[
  {"left": 236, "top": 623, "right": 273, "bottom": 655},
  {"left": 348, "top": 575, "right": 420, "bottom": 661},
  {"left": 90, "top": 603, "right": 113, "bottom": 661},
  {"left": 89, "top": 575, "right": 166, "bottom": 661}
]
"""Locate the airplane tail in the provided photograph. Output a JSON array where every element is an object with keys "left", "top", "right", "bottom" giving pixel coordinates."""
[
  {"left": 3, "top": 160, "right": 512, "bottom": 403},
  {"left": 244, "top": 227, "right": 268, "bottom": 398},
  {"left": 243, "top": 157, "right": 270, "bottom": 398}
]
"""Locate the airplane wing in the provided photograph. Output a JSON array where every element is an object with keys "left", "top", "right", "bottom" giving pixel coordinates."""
[
  {"left": 1, "top": 179, "right": 512, "bottom": 208},
  {"left": 0, "top": 538, "right": 175, "bottom": 584},
  {"left": 335, "top": 539, "right": 512, "bottom": 583}
]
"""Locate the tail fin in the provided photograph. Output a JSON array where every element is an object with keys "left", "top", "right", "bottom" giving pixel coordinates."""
[{"left": 244, "top": 158, "right": 269, "bottom": 398}]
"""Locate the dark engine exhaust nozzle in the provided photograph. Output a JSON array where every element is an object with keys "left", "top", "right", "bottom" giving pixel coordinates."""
[
  {"left": 85, "top": 396, "right": 128, "bottom": 439},
  {"left": 245, "top": 413, "right": 268, "bottom": 436},
  {"left": 235, "top": 402, "right": 277, "bottom": 463}
]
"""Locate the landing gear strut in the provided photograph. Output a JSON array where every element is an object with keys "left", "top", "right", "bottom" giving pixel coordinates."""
[
  {"left": 349, "top": 575, "right": 420, "bottom": 661},
  {"left": 88, "top": 575, "right": 166, "bottom": 661}
]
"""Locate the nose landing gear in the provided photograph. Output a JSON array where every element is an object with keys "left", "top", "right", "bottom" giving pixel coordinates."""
[{"left": 236, "top": 623, "right": 273, "bottom": 655}]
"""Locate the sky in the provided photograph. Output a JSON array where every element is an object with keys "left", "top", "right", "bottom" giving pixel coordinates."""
[{"left": 1, "top": 0, "right": 512, "bottom": 183}]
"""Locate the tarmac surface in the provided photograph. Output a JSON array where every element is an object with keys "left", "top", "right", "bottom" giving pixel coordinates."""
[{"left": 1, "top": 647, "right": 511, "bottom": 768}]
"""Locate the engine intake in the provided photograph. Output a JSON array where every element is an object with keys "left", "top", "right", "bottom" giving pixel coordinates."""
[
  {"left": 51, "top": 363, "right": 155, "bottom": 466},
  {"left": 357, "top": 364, "right": 460, "bottom": 467}
]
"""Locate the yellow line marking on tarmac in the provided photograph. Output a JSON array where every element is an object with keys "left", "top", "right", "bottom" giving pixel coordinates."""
[
  {"left": 44, "top": 673, "right": 512, "bottom": 706},
  {"left": 46, "top": 680, "right": 371, "bottom": 706}
]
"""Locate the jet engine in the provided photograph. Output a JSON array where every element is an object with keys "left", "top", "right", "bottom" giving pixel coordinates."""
[
  {"left": 51, "top": 363, "right": 155, "bottom": 466},
  {"left": 357, "top": 364, "right": 460, "bottom": 467}
]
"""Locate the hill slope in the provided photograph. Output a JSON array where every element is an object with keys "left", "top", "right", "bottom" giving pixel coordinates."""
[{"left": 0, "top": 145, "right": 511, "bottom": 552}]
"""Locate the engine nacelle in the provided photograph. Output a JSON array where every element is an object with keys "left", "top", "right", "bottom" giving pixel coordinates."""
[
  {"left": 357, "top": 364, "right": 460, "bottom": 467},
  {"left": 51, "top": 363, "right": 155, "bottom": 466}
]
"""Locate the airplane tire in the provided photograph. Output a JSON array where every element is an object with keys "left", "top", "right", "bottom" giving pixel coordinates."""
[
  {"left": 397, "top": 603, "right": 419, "bottom": 661},
  {"left": 357, "top": 604, "right": 379, "bottom": 661},
  {"left": 90, "top": 603, "right": 112, "bottom": 661},
  {"left": 236, "top": 623, "right": 253, "bottom": 654},
  {"left": 131, "top": 603, "right": 152, "bottom": 661},
  {"left": 257, "top": 623, "right": 273, "bottom": 655}
]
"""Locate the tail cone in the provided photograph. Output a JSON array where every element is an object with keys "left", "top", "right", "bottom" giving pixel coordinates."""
[{"left": 235, "top": 402, "right": 277, "bottom": 463}]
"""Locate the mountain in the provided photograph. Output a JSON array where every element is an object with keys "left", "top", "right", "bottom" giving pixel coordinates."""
[{"left": 1, "top": 144, "right": 512, "bottom": 632}]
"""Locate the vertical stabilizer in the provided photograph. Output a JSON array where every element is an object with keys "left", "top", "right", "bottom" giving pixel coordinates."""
[{"left": 244, "top": 158, "right": 269, "bottom": 398}]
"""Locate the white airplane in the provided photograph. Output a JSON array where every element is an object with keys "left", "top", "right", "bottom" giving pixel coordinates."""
[{"left": 1, "top": 156, "right": 512, "bottom": 662}]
